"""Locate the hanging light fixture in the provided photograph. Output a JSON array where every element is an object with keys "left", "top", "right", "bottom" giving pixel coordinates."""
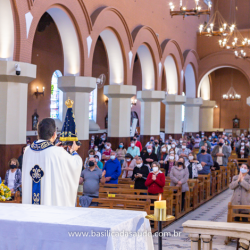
[
  {"left": 222, "top": 71, "right": 241, "bottom": 101},
  {"left": 169, "top": 0, "right": 211, "bottom": 19}
]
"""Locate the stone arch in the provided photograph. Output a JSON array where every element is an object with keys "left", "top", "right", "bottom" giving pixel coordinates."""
[
  {"left": 183, "top": 49, "right": 199, "bottom": 97},
  {"left": 131, "top": 26, "right": 162, "bottom": 90},
  {"left": 161, "top": 39, "right": 184, "bottom": 94},
  {"left": 89, "top": 7, "right": 133, "bottom": 84},
  {"left": 18, "top": 0, "right": 91, "bottom": 75}
]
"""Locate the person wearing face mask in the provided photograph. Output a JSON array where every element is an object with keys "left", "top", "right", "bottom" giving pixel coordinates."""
[
  {"left": 199, "top": 136, "right": 211, "bottom": 151},
  {"left": 94, "top": 146, "right": 101, "bottom": 161},
  {"left": 154, "top": 140, "right": 161, "bottom": 156},
  {"left": 211, "top": 132, "right": 218, "bottom": 139},
  {"left": 140, "top": 147, "right": 148, "bottom": 158},
  {"left": 163, "top": 151, "right": 178, "bottom": 176},
  {"left": 236, "top": 141, "right": 249, "bottom": 158},
  {"left": 177, "top": 142, "right": 191, "bottom": 162},
  {"left": 177, "top": 138, "right": 183, "bottom": 149},
  {"left": 170, "top": 157, "right": 189, "bottom": 211},
  {"left": 186, "top": 153, "right": 203, "bottom": 179},
  {"left": 229, "top": 164, "right": 250, "bottom": 222},
  {"left": 102, "top": 142, "right": 112, "bottom": 163},
  {"left": 158, "top": 145, "right": 168, "bottom": 169},
  {"left": 116, "top": 142, "right": 127, "bottom": 166},
  {"left": 84, "top": 149, "right": 95, "bottom": 169},
  {"left": 194, "top": 134, "right": 201, "bottom": 149},
  {"left": 98, "top": 134, "right": 107, "bottom": 153},
  {"left": 145, "top": 162, "right": 165, "bottom": 195},
  {"left": 93, "top": 155, "right": 103, "bottom": 169},
  {"left": 4, "top": 158, "right": 22, "bottom": 195},
  {"left": 145, "top": 136, "right": 155, "bottom": 147},
  {"left": 102, "top": 152, "right": 121, "bottom": 184},
  {"left": 122, "top": 153, "right": 136, "bottom": 178},
  {"left": 132, "top": 157, "right": 150, "bottom": 190},
  {"left": 79, "top": 158, "right": 106, "bottom": 207},
  {"left": 197, "top": 146, "right": 213, "bottom": 174},
  {"left": 127, "top": 139, "right": 140, "bottom": 159},
  {"left": 142, "top": 145, "right": 158, "bottom": 167},
  {"left": 211, "top": 138, "right": 218, "bottom": 150},
  {"left": 169, "top": 142, "right": 179, "bottom": 154},
  {"left": 133, "top": 136, "right": 142, "bottom": 152},
  {"left": 211, "top": 139, "right": 231, "bottom": 167},
  {"left": 159, "top": 138, "right": 164, "bottom": 147}
]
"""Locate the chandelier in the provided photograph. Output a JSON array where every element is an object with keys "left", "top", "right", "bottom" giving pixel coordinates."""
[
  {"left": 169, "top": 0, "right": 212, "bottom": 19},
  {"left": 222, "top": 72, "right": 241, "bottom": 101},
  {"left": 198, "top": 11, "right": 235, "bottom": 37}
]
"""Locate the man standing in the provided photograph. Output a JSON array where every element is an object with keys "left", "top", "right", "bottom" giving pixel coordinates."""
[
  {"left": 177, "top": 142, "right": 191, "bottom": 162},
  {"left": 142, "top": 145, "right": 158, "bottom": 168},
  {"left": 212, "top": 139, "right": 231, "bottom": 167},
  {"left": 79, "top": 157, "right": 106, "bottom": 206},
  {"left": 127, "top": 139, "right": 140, "bottom": 158},
  {"left": 197, "top": 146, "right": 213, "bottom": 174},
  {"left": 103, "top": 151, "right": 121, "bottom": 184},
  {"left": 22, "top": 118, "right": 82, "bottom": 207}
]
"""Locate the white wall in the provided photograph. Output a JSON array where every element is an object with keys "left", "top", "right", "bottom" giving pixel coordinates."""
[
  {"left": 164, "top": 55, "right": 178, "bottom": 94},
  {"left": 184, "top": 64, "right": 196, "bottom": 98}
]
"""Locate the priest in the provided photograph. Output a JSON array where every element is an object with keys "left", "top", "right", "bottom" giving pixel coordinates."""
[{"left": 22, "top": 99, "right": 82, "bottom": 207}]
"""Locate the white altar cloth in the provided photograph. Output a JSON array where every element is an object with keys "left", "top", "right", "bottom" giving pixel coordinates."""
[{"left": 0, "top": 203, "right": 154, "bottom": 250}]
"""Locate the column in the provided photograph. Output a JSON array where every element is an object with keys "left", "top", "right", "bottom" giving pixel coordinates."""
[
  {"left": 137, "top": 90, "right": 165, "bottom": 145},
  {"left": 104, "top": 85, "right": 136, "bottom": 147},
  {"left": 188, "top": 234, "right": 201, "bottom": 250},
  {"left": 58, "top": 76, "right": 96, "bottom": 159},
  {"left": 200, "top": 235, "right": 212, "bottom": 250},
  {"left": 184, "top": 98, "right": 203, "bottom": 133},
  {"left": 0, "top": 60, "right": 36, "bottom": 178},
  {"left": 247, "top": 97, "right": 250, "bottom": 130},
  {"left": 162, "top": 94, "right": 186, "bottom": 139},
  {"left": 199, "top": 100, "right": 216, "bottom": 133}
]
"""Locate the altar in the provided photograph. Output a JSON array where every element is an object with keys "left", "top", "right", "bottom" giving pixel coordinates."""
[{"left": 0, "top": 203, "right": 154, "bottom": 250}]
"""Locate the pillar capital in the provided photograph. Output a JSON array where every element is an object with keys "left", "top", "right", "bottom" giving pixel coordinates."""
[
  {"left": 0, "top": 60, "right": 36, "bottom": 83},
  {"left": 137, "top": 90, "right": 165, "bottom": 102},
  {"left": 184, "top": 97, "right": 203, "bottom": 107},
  {"left": 201, "top": 100, "right": 216, "bottom": 108},
  {"left": 104, "top": 85, "right": 136, "bottom": 98},
  {"left": 58, "top": 76, "right": 96, "bottom": 93},
  {"left": 163, "top": 94, "right": 186, "bottom": 105}
]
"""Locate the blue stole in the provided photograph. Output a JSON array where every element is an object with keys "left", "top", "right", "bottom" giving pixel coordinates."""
[{"left": 29, "top": 140, "right": 53, "bottom": 204}]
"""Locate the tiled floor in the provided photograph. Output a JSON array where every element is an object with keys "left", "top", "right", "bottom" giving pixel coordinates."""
[{"left": 153, "top": 189, "right": 237, "bottom": 250}]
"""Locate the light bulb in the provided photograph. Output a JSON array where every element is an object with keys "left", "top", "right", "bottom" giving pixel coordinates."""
[
  {"left": 170, "top": 5, "right": 174, "bottom": 11},
  {"left": 210, "top": 23, "right": 214, "bottom": 28},
  {"left": 197, "top": 6, "right": 201, "bottom": 11},
  {"left": 244, "top": 52, "right": 246, "bottom": 57},
  {"left": 248, "top": 40, "right": 250, "bottom": 45},
  {"left": 180, "top": 0, "right": 182, "bottom": 6},
  {"left": 242, "top": 41, "right": 246, "bottom": 45},
  {"left": 232, "top": 42, "right": 235, "bottom": 46},
  {"left": 223, "top": 38, "right": 227, "bottom": 42},
  {"left": 183, "top": 7, "right": 186, "bottom": 10},
  {"left": 219, "top": 40, "right": 222, "bottom": 45},
  {"left": 220, "top": 28, "right": 223, "bottom": 32},
  {"left": 207, "top": 28, "right": 211, "bottom": 33},
  {"left": 241, "top": 50, "right": 244, "bottom": 54},
  {"left": 234, "top": 37, "right": 238, "bottom": 42},
  {"left": 223, "top": 23, "right": 227, "bottom": 29},
  {"left": 234, "top": 51, "right": 238, "bottom": 55}
]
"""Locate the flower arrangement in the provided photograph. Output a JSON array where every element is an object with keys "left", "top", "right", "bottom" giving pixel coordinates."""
[{"left": 0, "top": 182, "right": 11, "bottom": 201}]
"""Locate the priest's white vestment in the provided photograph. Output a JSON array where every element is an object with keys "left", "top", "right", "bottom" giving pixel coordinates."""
[{"left": 22, "top": 140, "right": 82, "bottom": 207}]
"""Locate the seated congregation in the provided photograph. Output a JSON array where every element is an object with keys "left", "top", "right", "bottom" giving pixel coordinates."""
[{"left": 2, "top": 131, "right": 250, "bottom": 232}]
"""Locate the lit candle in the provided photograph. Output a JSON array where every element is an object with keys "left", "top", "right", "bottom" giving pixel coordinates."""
[
  {"left": 154, "top": 200, "right": 166, "bottom": 209},
  {"left": 43, "top": 87, "right": 45, "bottom": 91},
  {"left": 154, "top": 194, "right": 166, "bottom": 221},
  {"left": 36, "top": 86, "right": 39, "bottom": 92}
]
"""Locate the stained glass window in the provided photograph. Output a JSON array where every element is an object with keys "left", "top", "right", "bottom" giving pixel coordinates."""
[
  {"left": 50, "top": 70, "right": 62, "bottom": 119},
  {"left": 89, "top": 90, "right": 94, "bottom": 120}
]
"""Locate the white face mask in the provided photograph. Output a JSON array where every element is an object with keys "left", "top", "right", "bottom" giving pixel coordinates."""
[
  {"left": 94, "top": 148, "right": 98, "bottom": 151},
  {"left": 182, "top": 145, "right": 186, "bottom": 149},
  {"left": 126, "top": 158, "right": 131, "bottom": 162},
  {"left": 162, "top": 148, "right": 167, "bottom": 152},
  {"left": 169, "top": 155, "right": 174, "bottom": 160},
  {"left": 106, "top": 146, "right": 110, "bottom": 150},
  {"left": 153, "top": 167, "right": 158, "bottom": 173},
  {"left": 91, "top": 137, "right": 95, "bottom": 140},
  {"left": 147, "top": 149, "right": 152, "bottom": 153},
  {"left": 89, "top": 155, "right": 94, "bottom": 159},
  {"left": 189, "top": 156, "right": 194, "bottom": 161},
  {"left": 95, "top": 158, "right": 99, "bottom": 162},
  {"left": 131, "top": 143, "right": 135, "bottom": 147},
  {"left": 136, "top": 163, "right": 143, "bottom": 168},
  {"left": 212, "top": 133, "right": 215, "bottom": 136},
  {"left": 110, "top": 155, "right": 115, "bottom": 160},
  {"left": 241, "top": 143, "right": 245, "bottom": 146},
  {"left": 171, "top": 144, "right": 175, "bottom": 148},
  {"left": 180, "top": 141, "right": 183, "bottom": 144}
]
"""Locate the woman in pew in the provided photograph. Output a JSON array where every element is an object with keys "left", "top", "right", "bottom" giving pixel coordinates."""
[
  {"left": 158, "top": 145, "right": 168, "bottom": 169},
  {"left": 170, "top": 157, "right": 189, "bottom": 211},
  {"left": 145, "top": 162, "right": 165, "bottom": 195},
  {"left": 229, "top": 163, "right": 250, "bottom": 222},
  {"left": 163, "top": 149, "right": 179, "bottom": 177},
  {"left": 122, "top": 153, "right": 136, "bottom": 178},
  {"left": 131, "top": 157, "right": 149, "bottom": 190},
  {"left": 186, "top": 152, "right": 203, "bottom": 179}
]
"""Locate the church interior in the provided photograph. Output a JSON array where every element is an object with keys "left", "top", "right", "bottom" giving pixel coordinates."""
[{"left": 0, "top": 0, "right": 250, "bottom": 249}]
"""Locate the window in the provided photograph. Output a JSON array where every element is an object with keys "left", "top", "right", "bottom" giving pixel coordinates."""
[
  {"left": 182, "top": 92, "right": 185, "bottom": 122},
  {"left": 50, "top": 70, "right": 62, "bottom": 119},
  {"left": 89, "top": 91, "right": 94, "bottom": 120}
]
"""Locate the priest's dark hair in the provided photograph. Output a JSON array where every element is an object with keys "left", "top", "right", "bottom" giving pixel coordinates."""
[{"left": 38, "top": 118, "right": 56, "bottom": 140}]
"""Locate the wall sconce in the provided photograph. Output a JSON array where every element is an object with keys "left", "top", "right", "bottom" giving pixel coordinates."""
[
  {"left": 104, "top": 95, "right": 109, "bottom": 105},
  {"left": 35, "top": 86, "right": 45, "bottom": 98},
  {"left": 214, "top": 105, "right": 218, "bottom": 108},
  {"left": 131, "top": 98, "right": 137, "bottom": 108}
]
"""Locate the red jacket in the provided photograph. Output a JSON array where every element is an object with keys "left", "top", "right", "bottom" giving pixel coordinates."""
[
  {"left": 135, "top": 141, "right": 142, "bottom": 152},
  {"left": 145, "top": 172, "right": 165, "bottom": 194}
]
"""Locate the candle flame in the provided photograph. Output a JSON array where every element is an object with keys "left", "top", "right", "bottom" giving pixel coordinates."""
[{"left": 159, "top": 194, "right": 162, "bottom": 201}]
